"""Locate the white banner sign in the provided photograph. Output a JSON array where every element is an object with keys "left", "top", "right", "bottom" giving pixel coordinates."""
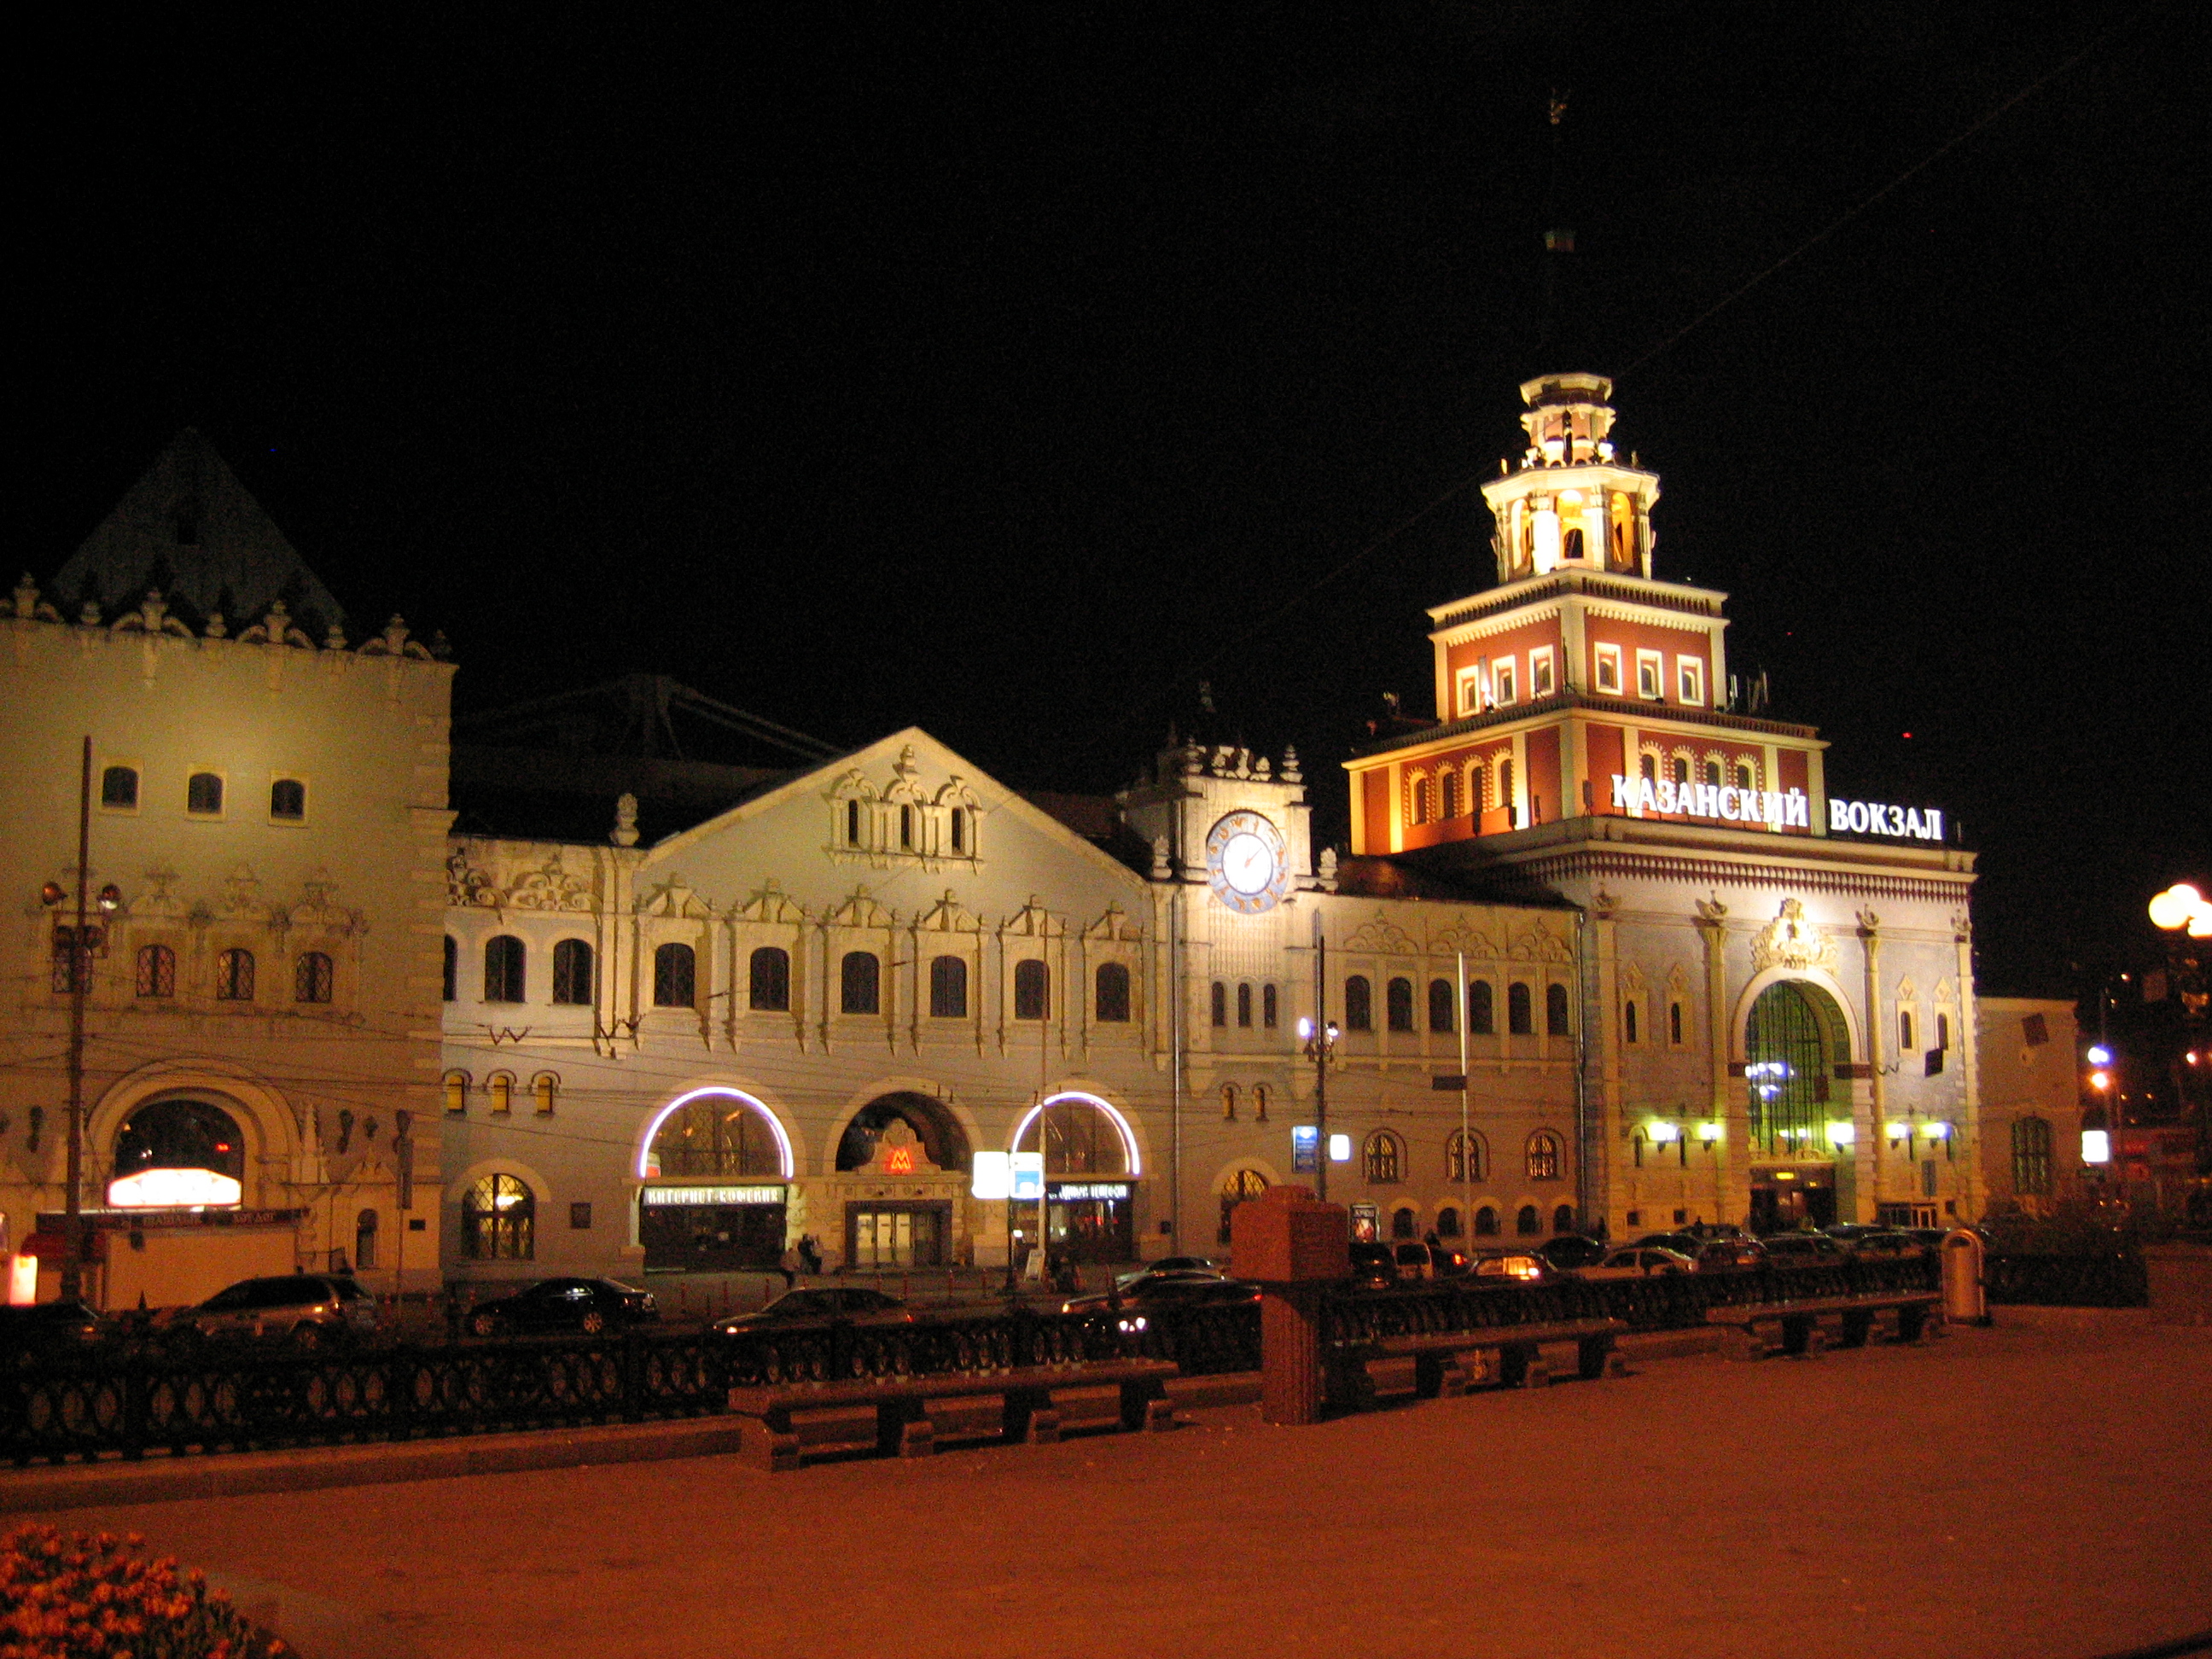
[
  {"left": 1827, "top": 798, "right": 1944, "bottom": 841},
  {"left": 1611, "top": 774, "right": 1810, "bottom": 830},
  {"left": 639, "top": 1185, "right": 785, "bottom": 1207}
]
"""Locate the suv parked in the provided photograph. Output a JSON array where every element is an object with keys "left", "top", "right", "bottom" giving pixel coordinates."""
[{"left": 171, "top": 1273, "right": 378, "bottom": 1348}]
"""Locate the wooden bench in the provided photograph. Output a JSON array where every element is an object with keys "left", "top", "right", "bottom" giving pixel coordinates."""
[
  {"left": 1365, "top": 1318, "right": 1627, "bottom": 1403},
  {"left": 725, "top": 1358, "right": 1180, "bottom": 1471},
  {"left": 1703, "top": 1293, "right": 1941, "bottom": 1361}
]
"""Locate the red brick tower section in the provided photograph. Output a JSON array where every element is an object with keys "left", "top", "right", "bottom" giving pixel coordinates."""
[{"left": 1345, "top": 373, "right": 1827, "bottom": 857}]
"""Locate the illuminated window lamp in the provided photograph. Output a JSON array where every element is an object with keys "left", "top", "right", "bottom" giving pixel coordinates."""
[
  {"left": 107, "top": 1167, "right": 243, "bottom": 1209},
  {"left": 2081, "top": 1129, "right": 2112, "bottom": 1165}
]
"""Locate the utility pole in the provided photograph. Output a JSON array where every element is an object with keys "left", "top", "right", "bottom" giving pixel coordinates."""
[{"left": 61, "top": 738, "right": 92, "bottom": 1304}]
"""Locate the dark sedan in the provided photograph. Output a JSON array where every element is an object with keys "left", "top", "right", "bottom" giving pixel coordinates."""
[
  {"left": 467, "top": 1277, "right": 658, "bottom": 1337},
  {"left": 1534, "top": 1235, "right": 1610, "bottom": 1272},
  {"left": 0, "top": 1301, "right": 113, "bottom": 1365},
  {"left": 1062, "top": 1275, "right": 1260, "bottom": 1329},
  {"left": 713, "top": 1288, "right": 912, "bottom": 1336}
]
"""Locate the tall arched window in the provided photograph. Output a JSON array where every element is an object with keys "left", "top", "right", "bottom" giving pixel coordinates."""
[
  {"left": 1552, "top": 1203, "right": 1577, "bottom": 1234},
  {"left": 1475, "top": 1205, "right": 1499, "bottom": 1237},
  {"left": 1364, "top": 1131, "right": 1402, "bottom": 1184},
  {"left": 926, "top": 954, "right": 966, "bottom": 1018},
  {"left": 1220, "top": 1083, "right": 1238, "bottom": 1121},
  {"left": 1436, "top": 1206, "right": 1462, "bottom": 1238},
  {"left": 841, "top": 951, "right": 880, "bottom": 1015},
  {"left": 1499, "top": 760, "right": 1515, "bottom": 817},
  {"left": 1386, "top": 978, "right": 1414, "bottom": 1033},
  {"left": 462, "top": 1173, "right": 535, "bottom": 1260},
  {"left": 1236, "top": 982, "right": 1253, "bottom": 1027},
  {"left": 443, "top": 1071, "right": 469, "bottom": 1114},
  {"left": 216, "top": 948, "right": 256, "bottom": 1002},
  {"left": 1428, "top": 978, "right": 1455, "bottom": 1032},
  {"left": 442, "top": 935, "right": 457, "bottom": 1002},
  {"left": 1218, "top": 1167, "right": 1268, "bottom": 1246},
  {"left": 1748, "top": 981, "right": 1833, "bottom": 1152},
  {"left": 1409, "top": 775, "right": 1431, "bottom": 825},
  {"left": 949, "top": 806, "right": 968, "bottom": 853},
  {"left": 552, "top": 939, "right": 594, "bottom": 1005},
  {"left": 1210, "top": 981, "right": 1228, "bottom": 1027},
  {"left": 488, "top": 1073, "right": 514, "bottom": 1115},
  {"left": 1439, "top": 770, "right": 1458, "bottom": 820},
  {"left": 1260, "top": 983, "right": 1278, "bottom": 1028},
  {"left": 1391, "top": 1206, "right": 1417, "bottom": 1240},
  {"left": 2012, "top": 1116, "right": 2053, "bottom": 1196},
  {"left": 1343, "top": 975, "right": 1373, "bottom": 1031},
  {"left": 1469, "top": 980, "right": 1494, "bottom": 1035},
  {"left": 1546, "top": 982, "right": 1571, "bottom": 1036},
  {"left": 1447, "top": 1129, "right": 1485, "bottom": 1183},
  {"left": 1516, "top": 1203, "right": 1540, "bottom": 1236},
  {"left": 1526, "top": 1131, "right": 1562, "bottom": 1180},
  {"left": 653, "top": 942, "right": 696, "bottom": 1008},
  {"left": 136, "top": 944, "right": 176, "bottom": 998},
  {"left": 1251, "top": 1083, "right": 1271, "bottom": 1122},
  {"left": 1469, "top": 762, "right": 1486, "bottom": 812},
  {"left": 1669, "top": 999, "right": 1685, "bottom": 1045},
  {"left": 483, "top": 935, "right": 525, "bottom": 1003},
  {"left": 649, "top": 1095, "right": 783, "bottom": 1178},
  {"left": 751, "top": 946, "right": 792, "bottom": 1011},
  {"left": 354, "top": 1208, "right": 378, "bottom": 1272},
  {"left": 1508, "top": 981, "right": 1534, "bottom": 1034},
  {"left": 1014, "top": 959, "right": 1050, "bottom": 1021},
  {"left": 1094, "top": 962, "right": 1131, "bottom": 1022},
  {"left": 1624, "top": 1000, "right": 1640, "bottom": 1045},
  {"left": 294, "top": 951, "right": 334, "bottom": 1004}
]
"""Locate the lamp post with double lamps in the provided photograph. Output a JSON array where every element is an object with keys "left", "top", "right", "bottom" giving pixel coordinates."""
[
  {"left": 2147, "top": 883, "right": 2211, "bottom": 1193},
  {"left": 1296, "top": 1016, "right": 1340, "bottom": 1202}
]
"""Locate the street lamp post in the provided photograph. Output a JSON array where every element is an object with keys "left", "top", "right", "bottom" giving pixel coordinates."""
[
  {"left": 2148, "top": 882, "right": 2211, "bottom": 1186},
  {"left": 41, "top": 738, "right": 120, "bottom": 1305},
  {"left": 1296, "top": 1012, "right": 1340, "bottom": 1202}
]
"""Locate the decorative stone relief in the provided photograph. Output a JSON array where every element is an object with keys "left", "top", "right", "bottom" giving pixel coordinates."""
[{"left": 1749, "top": 897, "right": 1838, "bottom": 975}]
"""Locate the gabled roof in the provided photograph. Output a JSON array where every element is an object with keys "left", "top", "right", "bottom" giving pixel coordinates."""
[{"left": 49, "top": 428, "right": 346, "bottom": 637}]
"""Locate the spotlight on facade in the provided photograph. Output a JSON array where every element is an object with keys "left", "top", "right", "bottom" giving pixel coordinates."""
[
  {"left": 1646, "top": 1120, "right": 1680, "bottom": 1144},
  {"left": 1825, "top": 1121, "right": 1854, "bottom": 1147},
  {"left": 1327, "top": 1133, "right": 1351, "bottom": 1163},
  {"left": 1697, "top": 1121, "right": 1722, "bottom": 1143},
  {"left": 1888, "top": 1121, "right": 1912, "bottom": 1144},
  {"left": 1921, "top": 1121, "right": 1951, "bottom": 1140},
  {"left": 2081, "top": 1129, "right": 2112, "bottom": 1164}
]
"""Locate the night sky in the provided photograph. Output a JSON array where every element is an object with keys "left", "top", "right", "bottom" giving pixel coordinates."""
[{"left": 22, "top": 4, "right": 2208, "bottom": 999}]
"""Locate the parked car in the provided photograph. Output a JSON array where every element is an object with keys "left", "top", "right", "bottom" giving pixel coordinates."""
[
  {"left": 1832, "top": 1229, "right": 1918, "bottom": 1259},
  {"left": 465, "top": 1277, "right": 659, "bottom": 1337},
  {"left": 0, "top": 1301, "right": 114, "bottom": 1366},
  {"left": 713, "top": 1288, "right": 912, "bottom": 1336},
  {"left": 1534, "top": 1235, "right": 1610, "bottom": 1272},
  {"left": 1634, "top": 1231, "right": 1704, "bottom": 1258},
  {"left": 1580, "top": 1246, "right": 1697, "bottom": 1280},
  {"left": 1111, "top": 1265, "right": 1225, "bottom": 1297},
  {"left": 169, "top": 1273, "right": 378, "bottom": 1348},
  {"left": 1392, "top": 1241, "right": 1470, "bottom": 1280},
  {"left": 1694, "top": 1237, "right": 1768, "bottom": 1272},
  {"left": 1347, "top": 1242, "right": 1398, "bottom": 1287},
  {"left": 1062, "top": 1275, "right": 1260, "bottom": 1330},
  {"left": 1470, "top": 1250, "right": 1561, "bottom": 1284},
  {"left": 1115, "top": 1256, "right": 1219, "bottom": 1289},
  {"left": 1757, "top": 1233, "right": 1848, "bottom": 1266}
]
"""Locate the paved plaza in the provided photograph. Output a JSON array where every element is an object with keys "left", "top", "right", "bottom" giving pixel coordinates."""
[{"left": 12, "top": 1313, "right": 2209, "bottom": 1659}]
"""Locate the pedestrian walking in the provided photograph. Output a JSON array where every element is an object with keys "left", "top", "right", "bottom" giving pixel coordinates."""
[{"left": 779, "top": 1243, "right": 800, "bottom": 1290}]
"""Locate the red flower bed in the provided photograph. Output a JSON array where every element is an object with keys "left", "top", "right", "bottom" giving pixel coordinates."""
[{"left": 1, "top": 1527, "right": 288, "bottom": 1659}]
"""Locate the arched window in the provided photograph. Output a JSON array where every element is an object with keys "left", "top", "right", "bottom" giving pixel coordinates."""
[
  {"left": 532, "top": 1073, "right": 557, "bottom": 1116},
  {"left": 442, "top": 935, "right": 457, "bottom": 1002},
  {"left": 216, "top": 948, "right": 256, "bottom": 1001},
  {"left": 1409, "top": 775, "right": 1431, "bottom": 825},
  {"left": 1499, "top": 760, "right": 1515, "bottom": 817},
  {"left": 654, "top": 943, "right": 696, "bottom": 1008},
  {"left": 294, "top": 951, "right": 334, "bottom": 1004},
  {"left": 1014, "top": 959, "right": 1050, "bottom": 1021},
  {"left": 1436, "top": 1205, "right": 1462, "bottom": 1238},
  {"left": 1210, "top": 981, "right": 1228, "bottom": 1027},
  {"left": 462, "top": 1173, "right": 535, "bottom": 1260},
  {"left": 1447, "top": 1129, "right": 1486, "bottom": 1183},
  {"left": 1670, "top": 999, "right": 1685, "bottom": 1045},
  {"left": 186, "top": 771, "right": 224, "bottom": 815},
  {"left": 1475, "top": 1205, "right": 1499, "bottom": 1237},
  {"left": 1095, "top": 962, "right": 1131, "bottom": 1023},
  {"left": 1220, "top": 1084, "right": 1238, "bottom": 1122},
  {"left": 483, "top": 935, "right": 525, "bottom": 1003},
  {"left": 270, "top": 778, "right": 306, "bottom": 821},
  {"left": 899, "top": 803, "right": 915, "bottom": 850},
  {"left": 112, "top": 1096, "right": 246, "bottom": 1189},
  {"left": 1218, "top": 1167, "right": 1269, "bottom": 1246},
  {"left": 1749, "top": 981, "right": 1835, "bottom": 1151},
  {"left": 136, "top": 944, "right": 176, "bottom": 998},
  {"left": 1469, "top": 980, "right": 1494, "bottom": 1035},
  {"left": 1507, "top": 981, "right": 1533, "bottom": 1034},
  {"left": 949, "top": 806, "right": 967, "bottom": 853},
  {"left": 1236, "top": 982, "right": 1253, "bottom": 1028},
  {"left": 1736, "top": 762, "right": 1755, "bottom": 792},
  {"left": 841, "top": 951, "right": 880, "bottom": 1015},
  {"left": 1428, "top": 978, "right": 1455, "bottom": 1032},
  {"left": 101, "top": 765, "right": 139, "bottom": 809},
  {"left": 1704, "top": 760, "right": 1722, "bottom": 789},
  {"left": 1386, "top": 978, "right": 1414, "bottom": 1032},
  {"left": 1439, "top": 770, "right": 1458, "bottom": 821},
  {"left": 1527, "top": 1131, "right": 1562, "bottom": 1180},
  {"left": 1563, "top": 527, "right": 1585, "bottom": 561},
  {"left": 443, "top": 1071, "right": 469, "bottom": 1114},
  {"left": 1364, "top": 1131, "right": 1402, "bottom": 1184},
  {"left": 1640, "top": 752, "right": 1657, "bottom": 783},
  {"left": 1252, "top": 1083, "right": 1271, "bottom": 1123},
  {"left": 552, "top": 939, "right": 594, "bottom": 1005},
  {"left": 846, "top": 798, "right": 863, "bottom": 846},
  {"left": 1624, "top": 1000, "right": 1640, "bottom": 1045},
  {"left": 1260, "top": 983, "right": 1278, "bottom": 1029},
  {"left": 1553, "top": 1203, "right": 1577, "bottom": 1235},
  {"left": 488, "top": 1073, "right": 514, "bottom": 1115},
  {"left": 354, "top": 1208, "right": 378, "bottom": 1272},
  {"left": 650, "top": 1095, "right": 784, "bottom": 1178},
  {"left": 1391, "top": 1206, "right": 1417, "bottom": 1240},
  {"left": 1546, "top": 982, "right": 1571, "bottom": 1036},
  {"left": 1516, "top": 1203, "right": 1540, "bottom": 1236},
  {"left": 1343, "top": 975, "right": 1373, "bottom": 1031},
  {"left": 930, "top": 955, "right": 969, "bottom": 1018},
  {"left": 751, "top": 946, "right": 792, "bottom": 1011},
  {"left": 1468, "top": 762, "right": 1486, "bottom": 812},
  {"left": 2012, "top": 1116, "right": 2053, "bottom": 1196}
]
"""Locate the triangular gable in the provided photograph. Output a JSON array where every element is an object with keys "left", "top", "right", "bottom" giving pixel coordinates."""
[{"left": 643, "top": 726, "right": 1145, "bottom": 888}]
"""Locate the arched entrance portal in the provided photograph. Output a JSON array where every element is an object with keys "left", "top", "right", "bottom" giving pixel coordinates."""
[
  {"left": 1219, "top": 1167, "right": 1268, "bottom": 1247},
  {"left": 109, "top": 1096, "right": 247, "bottom": 1208},
  {"left": 1014, "top": 1094, "right": 1140, "bottom": 1265},
  {"left": 838, "top": 1093, "right": 972, "bottom": 1270},
  {"left": 637, "top": 1089, "right": 792, "bottom": 1272},
  {"left": 1743, "top": 980, "right": 1850, "bottom": 1232}
]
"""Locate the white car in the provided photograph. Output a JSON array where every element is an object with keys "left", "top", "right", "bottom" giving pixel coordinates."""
[{"left": 1579, "top": 1246, "right": 1696, "bottom": 1280}]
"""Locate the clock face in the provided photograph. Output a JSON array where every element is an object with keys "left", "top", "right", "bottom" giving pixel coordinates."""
[{"left": 1205, "top": 812, "right": 1288, "bottom": 914}]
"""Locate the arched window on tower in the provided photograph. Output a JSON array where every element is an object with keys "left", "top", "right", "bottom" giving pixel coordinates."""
[
  {"left": 1439, "top": 770, "right": 1458, "bottom": 821},
  {"left": 552, "top": 939, "right": 594, "bottom": 1005},
  {"left": 1546, "top": 982, "right": 1571, "bottom": 1036},
  {"left": 1386, "top": 978, "right": 1414, "bottom": 1032},
  {"left": 1468, "top": 980, "right": 1494, "bottom": 1035},
  {"left": 1013, "top": 960, "right": 1049, "bottom": 1021},
  {"left": 1260, "top": 983, "right": 1278, "bottom": 1028},
  {"left": 1094, "top": 962, "right": 1131, "bottom": 1023},
  {"left": 1343, "top": 975, "right": 1372, "bottom": 1032},
  {"left": 751, "top": 946, "right": 792, "bottom": 1011},
  {"left": 929, "top": 955, "right": 968, "bottom": 1019},
  {"left": 1508, "top": 982, "right": 1533, "bottom": 1035},
  {"left": 1236, "top": 982, "right": 1253, "bottom": 1027},
  {"left": 653, "top": 943, "right": 696, "bottom": 1008},
  {"left": 1429, "top": 978, "right": 1455, "bottom": 1032},
  {"left": 841, "top": 951, "right": 880, "bottom": 1015},
  {"left": 1210, "top": 981, "right": 1227, "bottom": 1027},
  {"left": 1563, "top": 527, "right": 1585, "bottom": 562}
]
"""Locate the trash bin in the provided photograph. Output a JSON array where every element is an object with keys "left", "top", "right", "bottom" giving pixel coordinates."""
[{"left": 1941, "top": 1230, "right": 1988, "bottom": 1325}]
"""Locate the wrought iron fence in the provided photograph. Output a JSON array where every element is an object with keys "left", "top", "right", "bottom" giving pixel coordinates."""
[{"left": 1984, "top": 1250, "right": 2148, "bottom": 1308}]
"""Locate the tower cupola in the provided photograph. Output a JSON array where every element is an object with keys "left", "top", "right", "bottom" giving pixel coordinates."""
[{"left": 1480, "top": 371, "right": 1660, "bottom": 585}]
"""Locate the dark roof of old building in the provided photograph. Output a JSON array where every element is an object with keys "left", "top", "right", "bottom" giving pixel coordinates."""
[{"left": 49, "top": 428, "right": 346, "bottom": 638}]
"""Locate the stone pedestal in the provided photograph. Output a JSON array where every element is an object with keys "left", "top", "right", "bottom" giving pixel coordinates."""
[{"left": 1231, "top": 1184, "right": 1349, "bottom": 1426}]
